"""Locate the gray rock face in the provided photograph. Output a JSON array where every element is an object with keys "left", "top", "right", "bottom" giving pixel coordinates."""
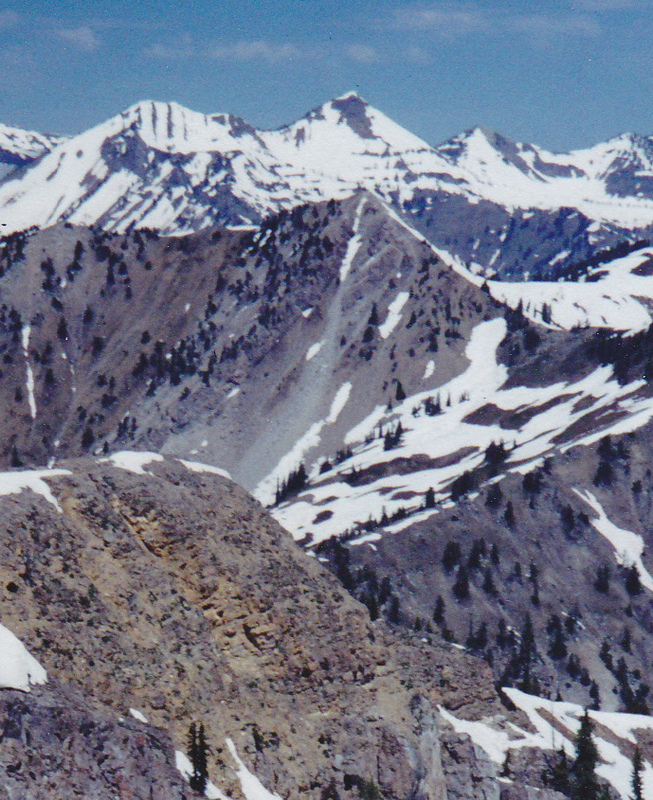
[
  {"left": 440, "top": 731, "right": 500, "bottom": 800},
  {"left": 0, "top": 681, "right": 193, "bottom": 800},
  {"left": 499, "top": 787, "right": 569, "bottom": 800}
]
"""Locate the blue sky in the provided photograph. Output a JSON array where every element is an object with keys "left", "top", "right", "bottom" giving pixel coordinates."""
[{"left": 1, "top": 1, "right": 652, "bottom": 151}]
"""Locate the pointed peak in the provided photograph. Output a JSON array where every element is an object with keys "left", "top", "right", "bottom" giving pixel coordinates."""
[
  {"left": 329, "top": 93, "right": 375, "bottom": 140},
  {"left": 332, "top": 91, "right": 367, "bottom": 104}
]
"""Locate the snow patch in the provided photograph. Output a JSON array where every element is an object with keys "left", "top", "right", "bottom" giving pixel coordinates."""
[
  {"left": 0, "top": 467, "right": 70, "bottom": 512},
  {"left": 129, "top": 708, "right": 148, "bottom": 723},
  {"left": 100, "top": 451, "right": 164, "bottom": 475},
  {"left": 175, "top": 751, "right": 226, "bottom": 800},
  {"left": 226, "top": 738, "right": 283, "bottom": 800},
  {"left": 21, "top": 325, "right": 36, "bottom": 420},
  {"left": 255, "top": 382, "right": 352, "bottom": 505},
  {"left": 489, "top": 248, "right": 653, "bottom": 333},
  {"left": 339, "top": 198, "right": 366, "bottom": 282},
  {"left": 306, "top": 341, "right": 323, "bottom": 361},
  {"left": 179, "top": 460, "right": 232, "bottom": 480},
  {"left": 327, "top": 381, "right": 352, "bottom": 423},
  {"left": 423, "top": 360, "right": 435, "bottom": 379},
  {"left": 275, "top": 315, "right": 653, "bottom": 545},
  {"left": 0, "top": 623, "right": 47, "bottom": 692},
  {"left": 441, "top": 688, "right": 653, "bottom": 800}
]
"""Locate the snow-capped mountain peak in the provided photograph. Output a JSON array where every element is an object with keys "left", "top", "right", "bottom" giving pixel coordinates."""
[{"left": 5, "top": 96, "right": 653, "bottom": 277}]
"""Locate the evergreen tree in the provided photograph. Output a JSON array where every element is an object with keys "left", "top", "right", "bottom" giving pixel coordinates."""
[
  {"left": 442, "top": 541, "right": 461, "bottom": 572},
  {"left": 504, "top": 500, "right": 515, "bottom": 527},
  {"left": 388, "top": 595, "right": 400, "bottom": 624},
  {"left": 594, "top": 565, "right": 610, "bottom": 594},
  {"left": 453, "top": 564, "right": 470, "bottom": 600},
  {"left": 626, "top": 565, "right": 642, "bottom": 596},
  {"left": 518, "top": 614, "right": 537, "bottom": 693},
  {"left": 433, "top": 595, "right": 445, "bottom": 624},
  {"left": 631, "top": 746, "right": 643, "bottom": 800},
  {"left": 365, "top": 593, "right": 379, "bottom": 621},
  {"left": 482, "top": 566, "right": 497, "bottom": 595},
  {"left": 571, "top": 709, "right": 603, "bottom": 800},
  {"left": 188, "top": 721, "right": 209, "bottom": 794}
]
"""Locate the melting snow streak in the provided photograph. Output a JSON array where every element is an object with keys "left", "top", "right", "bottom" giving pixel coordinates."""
[
  {"left": 573, "top": 488, "right": 653, "bottom": 592},
  {"left": 254, "top": 382, "right": 352, "bottom": 505},
  {"left": 379, "top": 292, "right": 409, "bottom": 339},
  {"left": 339, "top": 198, "right": 366, "bottom": 282},
  {"left": 21, "top": 326, "right": 36, "bottom": 419}
]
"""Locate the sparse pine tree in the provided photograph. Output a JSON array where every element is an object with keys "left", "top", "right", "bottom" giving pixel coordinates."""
[
  {"left": 571, "top": 709, "right": 603, "bottom": 800},
  {"left": 518, "top": 614, "right": 537, "bottom": 693},
  {"left": 594, "top": 565, "right": 610, "bottom": 594},
  {"left": 453, "top": 564, "right": 470, "bottom": 600},
  {"left": 490, "top": 543, "right": 500, "bottom": 565},
  {"left": 482, "top": 566, "right": 497, "bottom": 595},
  {"left": 433, "top": 595, "right": 445, "bottom": 624},
  {"left": 545, "top": 748, "right": 571, "bottom": 796},
  {"left": 388, "top": 595, "right": 400, "bottom": 624},
  {"left": 188, "top": 721, "right": 209, "bottom": 794},
  {"left": 631, "top": 746, "right": 644, "bottom": 800},
  {"left": 366, "top": 593, "right": 379, "bottom": 621},
  {"left": 504, "top": 500, "right": 515, "bottom": 527},
  {"left": 626, "top": 565, "right": 642, "bottom": 596}
]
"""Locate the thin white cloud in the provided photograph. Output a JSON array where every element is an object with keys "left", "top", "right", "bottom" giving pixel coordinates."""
[
  {"left": 143, "top": 38, "right": 197, "bottom": 60},
  {"left": 146, "top": 38, "right": 381, "bottom": 66},
  {"left": 346, "top": 44, "right": 378, "bottom": 64},
  {"left": 389, "top": 6, "right": 491, "bottom": 35},
  {"left": 510, "top": 13, "right": 601, "bottom": 38},
  {"left": 385, "top": 4, "right": 603, "bottom": 40},
  {"left": 56, "top": 25, "right": 99, "bottom": 52},
  {"left": 210, "top": 40, "right": 298, "bottom": 64},
  {"left": 576, "top": 0, "right": 645, "bottom": 9},
  {"left": 405, "top": 45, "right": 431, "bottom": 64}
]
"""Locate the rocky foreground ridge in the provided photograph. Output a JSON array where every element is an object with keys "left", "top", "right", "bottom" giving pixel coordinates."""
[{"left": 0, "top": 453, "right": 521, "bottom": 800}]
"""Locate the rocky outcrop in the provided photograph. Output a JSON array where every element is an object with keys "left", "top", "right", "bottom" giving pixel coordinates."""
[
  {"left": 0, "top": 680, "right": 192, "bottom": 799},
  {"left": 440, "top": 731, "right": 499, "bottom": 800},
  {"left": 0, "top": 455, "right": 500, "bottom": 799}
]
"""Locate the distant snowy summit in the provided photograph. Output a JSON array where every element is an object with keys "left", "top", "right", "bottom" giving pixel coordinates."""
[{"left": 3, "top": 93, "right": 653, "bottom": 277}]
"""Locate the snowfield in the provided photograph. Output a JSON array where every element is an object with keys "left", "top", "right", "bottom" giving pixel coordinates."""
[
  {"left": 273, "top": 317, "right": 653, "bottom": 545},
  {"left": 441, "top": 688, "right": 653, "bottom": 800}
]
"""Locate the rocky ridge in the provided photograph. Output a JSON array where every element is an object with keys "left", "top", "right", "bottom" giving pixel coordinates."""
[{"left": 0, "top": 453, "right": 514, "bottom": 799}]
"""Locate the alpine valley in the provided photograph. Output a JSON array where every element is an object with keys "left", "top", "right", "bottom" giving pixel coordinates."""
[{"left": 2, "top": 94, "right": 653, "bottom": 799}]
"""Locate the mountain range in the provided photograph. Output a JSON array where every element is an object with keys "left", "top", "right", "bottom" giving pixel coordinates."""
[
  {"left": 4, "top": 93, "right": 653, "bottom": 278},
  {"left": 2, "top": 95, "right": 653, "bottom": 798}
]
